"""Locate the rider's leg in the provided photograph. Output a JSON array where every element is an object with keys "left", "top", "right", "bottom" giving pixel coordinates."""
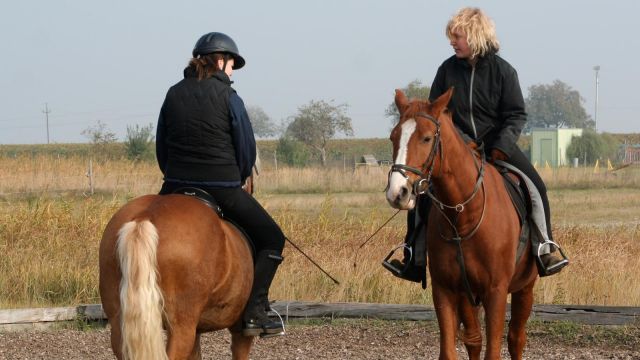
[
  {"left": 207, "top": 187, "right": 286, "bottom": 335},
  {"left": 504, "top": 150, "right": 568, "bottom": 275},
  {"left": 384, "top": 195, "right": 429, "bottom": 283}
]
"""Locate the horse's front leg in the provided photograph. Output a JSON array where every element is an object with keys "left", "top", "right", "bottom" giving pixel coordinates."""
[
  {"left": 459, "top": 296, "right": 482, "bottom": 360},
  {"left": 508, "top": 281, "right": 535, "bottom": 360},
  {"left": 432, "top": 282, "right": 460, "bottom": 360},
  {"left": 482, "top": 285, "right": 509, "bottom": 360}
]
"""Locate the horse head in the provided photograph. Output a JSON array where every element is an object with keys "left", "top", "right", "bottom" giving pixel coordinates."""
[{"left": 385, "top": 88, "right": 454, "bottom": 210}]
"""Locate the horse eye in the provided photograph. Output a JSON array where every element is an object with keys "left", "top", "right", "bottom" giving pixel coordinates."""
[{"left": 422, "top": 136, "right": 432, "bottom": 143}]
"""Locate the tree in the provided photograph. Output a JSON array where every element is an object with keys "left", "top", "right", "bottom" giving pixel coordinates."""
[
  {"left": 385, "top": 79, "right": 431, "bottom": 124},
  {"left": 525, "top": 80, "right": 594, "bottom": 130},
  {"left": 286, "top": 100, "right": 353, "bottom": 166},
  {"left": 125, "top": 123, "right": 155, "bottom": 161},
  {"left": 82, "top": 120, "right": 117, "bottom": 145},
  {"left": 247, "top": 105, "right": 277, "bottom": 138},
  {"left": 81, "top": 120, "right": 118, "bottom": 158}
]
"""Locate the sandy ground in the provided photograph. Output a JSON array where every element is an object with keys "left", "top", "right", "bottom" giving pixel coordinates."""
[{"left": 0, "top": 320, "right": 638, "bottom": 360}]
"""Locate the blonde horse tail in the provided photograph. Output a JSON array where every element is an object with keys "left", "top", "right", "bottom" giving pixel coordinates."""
[{"left": 116, "top": 220, "right": 168, "bottom": 360}]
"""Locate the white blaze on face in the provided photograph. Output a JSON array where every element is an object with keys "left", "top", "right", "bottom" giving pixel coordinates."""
[{"left": 386, "top": 119, "right": 417, "bottom": 209}]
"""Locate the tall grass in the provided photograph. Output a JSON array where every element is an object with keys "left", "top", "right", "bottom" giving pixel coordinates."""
[
  {"left": 1, "top": 155, "right": 639, "bottom": 196},
  {"left": 0, "top": 156, "right": 639, "bottom": 308}
]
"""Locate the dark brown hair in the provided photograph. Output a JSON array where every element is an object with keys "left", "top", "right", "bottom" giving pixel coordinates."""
[{"left": 188, "top": 53, "right": 227, "bottom": 80}]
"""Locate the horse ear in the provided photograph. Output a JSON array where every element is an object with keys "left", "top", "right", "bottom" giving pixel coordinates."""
[
  {"left": 431, "top": 87, "right": 454, "bottom": 116},
  {"left": 394, "top": 89, "right": 409, "bottom": 116}
]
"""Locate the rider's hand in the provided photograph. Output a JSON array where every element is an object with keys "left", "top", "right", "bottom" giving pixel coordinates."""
[{"left": 490, "top": 149, "right": 508, "bottom": 163}]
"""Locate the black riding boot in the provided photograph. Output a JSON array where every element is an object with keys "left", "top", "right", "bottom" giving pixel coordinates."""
[
  {"left": 537, "top": 195, "right": 569, "bottom": 277},
  {"left": 242, "top": 249, "right": 284, "bottom": 337},
  {"left": 383, "top": 197, "right": 429, "bottom": 286}
]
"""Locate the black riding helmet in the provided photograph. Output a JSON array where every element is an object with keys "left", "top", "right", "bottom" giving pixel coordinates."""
[{"left": 192, "top": 32, "right": 246, "bottom": 70}]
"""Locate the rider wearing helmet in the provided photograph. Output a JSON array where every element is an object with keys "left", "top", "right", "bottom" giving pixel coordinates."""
[{"left": 156, "top": 32, "right": 285, "bottom": 337}]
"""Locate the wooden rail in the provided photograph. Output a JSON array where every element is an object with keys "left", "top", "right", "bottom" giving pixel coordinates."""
[{"left": 1, "top": 302, "right": 638, "bottom": 331}]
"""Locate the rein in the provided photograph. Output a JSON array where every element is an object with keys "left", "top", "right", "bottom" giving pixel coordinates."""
[{"left": 389, "top": 111, "right": 486, "bottom": 306}]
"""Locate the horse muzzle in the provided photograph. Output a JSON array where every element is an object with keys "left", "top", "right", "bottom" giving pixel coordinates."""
[{"left": 385, "top": 174, "right": 416, "bottom": 210}]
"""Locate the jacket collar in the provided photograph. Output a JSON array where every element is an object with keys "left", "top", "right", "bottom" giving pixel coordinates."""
[{"left": 454, "top": 50, "right": 497, "bottom": 69}]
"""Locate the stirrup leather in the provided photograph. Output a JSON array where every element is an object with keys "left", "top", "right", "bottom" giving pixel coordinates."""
[
  {"left": 382, "top": 244, "right": 413, "bottom": 276},
  {"left": 536, "top": 240, "right": 569, "bottom": 276}
]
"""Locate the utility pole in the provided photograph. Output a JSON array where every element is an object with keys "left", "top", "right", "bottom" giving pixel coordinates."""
[
  {"left": 42, "top": 103, "right": 51, "bottom": 144},
  {"left": 593, "top": 66, "right": 600, "bottom": 132}
]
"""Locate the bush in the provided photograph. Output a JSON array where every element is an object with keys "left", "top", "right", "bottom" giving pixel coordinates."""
[
  {"left": 124, "top": 123, "right": 155, "bottom": 161},
  {"left": 276, "top": 137, "right": 310, "bottom": 167},
  {"left": 566, "top": 130, "right": 621, "bottom": 165}
]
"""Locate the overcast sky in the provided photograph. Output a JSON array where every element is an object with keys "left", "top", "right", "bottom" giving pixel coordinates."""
[{"left": 1, "top": 0, "right": 638, "bottom": 144}]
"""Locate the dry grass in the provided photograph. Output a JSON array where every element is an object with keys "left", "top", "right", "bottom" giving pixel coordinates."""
[{"left": 0, "top": 156, "right": 639, "bottom": 309}]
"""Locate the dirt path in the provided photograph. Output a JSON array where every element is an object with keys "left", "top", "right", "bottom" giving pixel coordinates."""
[{"left": 0, "top": 320, "right": 637, "bottom": 359}]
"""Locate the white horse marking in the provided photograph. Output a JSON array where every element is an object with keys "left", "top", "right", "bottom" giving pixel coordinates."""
[{"left": 386, "top": 119, "right": 417, "bottom": 209}]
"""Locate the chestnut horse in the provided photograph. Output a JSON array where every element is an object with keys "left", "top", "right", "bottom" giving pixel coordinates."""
[
  {"left": 385, "top": 89, "right": 538, "bottom": 360},
  {"left": 99, "top": 188, "right": 256, "bottom": 359}
]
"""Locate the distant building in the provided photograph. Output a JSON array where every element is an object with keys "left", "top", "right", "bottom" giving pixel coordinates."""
[
  {"left": 530, "top": 128, "right": 583, "bottom": 167},
  {"left": 621, "top": 144, "right": 640, "bottom": 165}
]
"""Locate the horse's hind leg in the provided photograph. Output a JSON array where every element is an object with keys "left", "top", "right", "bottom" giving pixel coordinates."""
[
  {"left": 508, "top": 282, "right": 535, "bottom": 360},
  {"left": 107, "top": 316, "right": 124, "bottom": 360},
  {"left": 166, "top": 322, "right": 199, "bottom": 360},
  {"left": 186, "top": 334, "right": 202, "bottom": 360},
  {"left": 459, "top": 298, "right": 482, "bottom": 360},
  {"left": 230, "top": 330, "right": 254, "bottom": 360}
]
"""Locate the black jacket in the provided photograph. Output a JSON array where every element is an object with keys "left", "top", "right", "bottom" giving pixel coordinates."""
[
  {"left": 429, "top": 53, "right": 527, "bottom": 157},
  {"left": 156, "top": 69, "right": 256, "bottom": 186}
]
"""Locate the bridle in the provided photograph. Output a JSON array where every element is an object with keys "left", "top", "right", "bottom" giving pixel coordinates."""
[
  {"left": 388, "top": 111, "right": 487, "bottom": 305},
  {"left": 388, "top": 112, "right": 486, "bottom": 239},
  {"left": 388, "top": 112, "right": 442, "bottom": 193}
]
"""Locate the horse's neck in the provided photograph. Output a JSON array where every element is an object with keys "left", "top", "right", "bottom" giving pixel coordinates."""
[{"left": 431, "top": 121, "right": 482, "bottom": 209}]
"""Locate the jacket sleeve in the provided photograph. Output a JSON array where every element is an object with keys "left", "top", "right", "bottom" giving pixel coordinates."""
[
  {"left": 492, "top": 68, "right": 527, "bottom": 157},
  {"left": 155, "top": 99, "right": 168, "bottom": 176},
  {"left": 229, "top": 92, "right": 257, "bottom": 182}
]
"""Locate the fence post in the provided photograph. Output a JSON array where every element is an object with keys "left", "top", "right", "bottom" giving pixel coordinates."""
[
  {"left": 274, "top": 149, "right": 278, "bottom": 172},
  {"left": 87, "top": 159, "right": 94, "bottom": 195}
]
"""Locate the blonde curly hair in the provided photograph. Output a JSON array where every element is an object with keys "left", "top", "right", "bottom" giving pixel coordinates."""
[{"left": 446, "top": 7, "right": 500, "bottom": 58}]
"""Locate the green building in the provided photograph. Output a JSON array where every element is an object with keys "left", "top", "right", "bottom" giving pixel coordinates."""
[{"left": 530, "top": 128, "right": 583, "bottom": 167}]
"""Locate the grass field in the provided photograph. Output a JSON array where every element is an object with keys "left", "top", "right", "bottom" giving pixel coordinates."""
[{"left": 0, "top": 156, "right": 639, "bottom": 309}]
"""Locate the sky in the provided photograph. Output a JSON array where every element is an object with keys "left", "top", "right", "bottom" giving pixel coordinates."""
[{"left": 1, "top": 0, "right": 638, "bottom": 144}]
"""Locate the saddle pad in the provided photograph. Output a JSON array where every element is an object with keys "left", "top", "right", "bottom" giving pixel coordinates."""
[{"left": 499, "top": 169, "right": 531, "bottom": 263}]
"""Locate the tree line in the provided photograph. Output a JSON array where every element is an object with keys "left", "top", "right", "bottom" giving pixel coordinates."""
[{"left": 77, "top": 77, "right": 627, "bottom": 166}]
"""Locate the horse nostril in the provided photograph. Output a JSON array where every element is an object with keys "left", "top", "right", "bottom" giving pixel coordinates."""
[{"left": 400, "top": 186, "right": 408, "bottom": 197}]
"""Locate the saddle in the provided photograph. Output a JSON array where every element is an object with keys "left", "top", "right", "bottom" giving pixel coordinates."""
[
  {"left": 171, "top": 187, "right": 256, "bottom": 258},
  {"left": 493, "top": 162, "right": 542, "bottom": 264}
]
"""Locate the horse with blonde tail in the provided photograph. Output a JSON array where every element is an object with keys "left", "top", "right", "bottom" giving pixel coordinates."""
[{"left": 99, "top": 192, "right": 255, "bottom": 359}]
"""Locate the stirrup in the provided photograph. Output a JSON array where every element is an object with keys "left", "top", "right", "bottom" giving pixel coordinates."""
[
  {"left": 536, "top": 240, "right": 569, "bottom": 276},
  {"left": 259, "top": 308, "right": 286, "bottom": 338},
  {"left": 382, "top": 244, "right": 413, "bottom": 276}
]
